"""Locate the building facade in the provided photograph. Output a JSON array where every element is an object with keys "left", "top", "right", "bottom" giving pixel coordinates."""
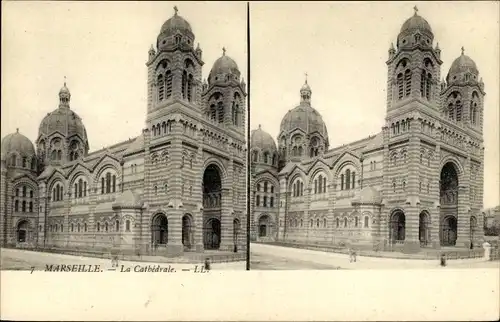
[
  {"left": 250, "top": 9, "right": 486, "bottom": 253},
  {"left": 0, "top": 8, "right": 247, "bottom": 256}
]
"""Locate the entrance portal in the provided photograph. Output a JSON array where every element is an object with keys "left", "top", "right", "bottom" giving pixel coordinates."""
[
  {"left": 258, "top": 215, "right": 270, "bottom": 238},
  {"left": 182, "top": 215, "right": 193, "bottom": 250},
  {"left": 442, "top": 216, "right": 457, "bottom": 246},
  {"left": 389, "top": 211, "right": 405, "bottom": 243},
  {"left": 17, "top": 220, "right": 28, "bottom": 243},
  {"left": 151, "top": 213, "right": 168, "bottom": 245},
  {"left": 204, "top": 218, "right": 221, "bottom": 250}
]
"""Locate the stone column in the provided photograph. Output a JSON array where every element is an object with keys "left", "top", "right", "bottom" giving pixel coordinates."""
[
  {"left": 380, "top": 126, "right": 390, "bottom": 248},
  {"left": 167, "top": 121, "right": 184, "bottom": 254},
  {"left": 328, "top": 182, "right": 336, "bottom": 245},
  {"left": 194, "top": 144, "right": 204, "bottom": 252},
  {"left": 304, "top": 187, "right": 311, "bottom": 242},
  {"left": 220, "top": 188, "right": 233, "bottom": 252},
  {"left": 403, "top": 135, "right": 421, "bottom": 253},
  {"left": 431, "top": 143, "right": 441, "bottom": 248}
]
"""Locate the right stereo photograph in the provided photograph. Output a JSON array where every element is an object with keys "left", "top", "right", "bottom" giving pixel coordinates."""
[{"left": 249, "top": 2, "right": 500, "bottom": 270}]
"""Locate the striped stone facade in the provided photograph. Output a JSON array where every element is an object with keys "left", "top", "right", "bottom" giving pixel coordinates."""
[
  {"left": 250, "top": 10, "right": 487, "bottom": 253},
  {"left": 0, "top": 9, "right": 247, "bottom": 256}
]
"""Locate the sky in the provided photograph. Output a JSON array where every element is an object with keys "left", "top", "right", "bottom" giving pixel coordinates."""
[
  {"left": 250, "top": 1, "right": 499, "bottom": 208},
  {"left": 1, "top": 1, "right": 247, "bottom": 147}
]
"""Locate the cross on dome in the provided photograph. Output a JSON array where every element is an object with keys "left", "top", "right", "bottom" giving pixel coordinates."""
[
  {"left": 222, "top": 47, "right": 226, "bottom": 56},
  {"left": 174, "top": 6, "right": 178, "bottom": 16},
  {"left": 305, "top": 72, "right": 308, "bottom": 84},
  {"left": 413, "top": 5, "right": 418, "bottom": 15},
  {"left": 64, "top": 75, "right": 67, "bottom": 87},
  {"left": 461, "top": 46, "right": 465, "bottom": 55}
]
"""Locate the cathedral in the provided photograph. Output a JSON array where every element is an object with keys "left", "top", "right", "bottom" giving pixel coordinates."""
[
  {"left": 250, "top": 8, "right": 486, "bottom": 253},
  {"left": 0, "top": 8, "right": 247, "bottom": 256}
]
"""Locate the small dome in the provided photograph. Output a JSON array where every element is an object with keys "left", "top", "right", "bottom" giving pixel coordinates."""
[
  {"left": 209, "top": 49, "right": 240, "bottom": 82},
  {"left": 251, "top": 125, "right": 277, "bottom": 153},
  {"left": 1, "top": 130, "right": 35, "bottom": 160},
  {"left": 159, "top": 7, "right": 194, "bottom": 40},
  {"left": 59, "top": 84, "right": 70, "bottom": 96},
  {"left": 354, "top": 186, "right": 382, "bottom": 204},
  {"left": 280, "top": 104, "right": 328, "bottom": 138},
  {"left": 447, "top": 50, "right": 479, "bottom": 83}
]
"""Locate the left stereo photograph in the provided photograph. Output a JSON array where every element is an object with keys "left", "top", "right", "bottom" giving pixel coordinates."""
[{"left": 0, "top": 2, "right": 249, "bottom": 271}]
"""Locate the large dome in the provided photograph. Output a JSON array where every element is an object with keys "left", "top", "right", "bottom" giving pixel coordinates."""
[
  {"left": 280, "top": 104, "right": 328, "bottom": 138},
  {"left": 157, "top": 7, "right": 195, "bottom": 46},
  {"left": 397, "top": 8, "right": 434, "bottom": 49},
  {"left": 251, "top": 125, "right": 277, "bottom": 153},
  {"left": 1, "top": 129, "right": 35, "bottom": 161},
  {"left": 38, "top": 108, "right": 88, "bottom": 142},
  {"left": 447, "top": 50, "right": 479, "bottom": 83}
]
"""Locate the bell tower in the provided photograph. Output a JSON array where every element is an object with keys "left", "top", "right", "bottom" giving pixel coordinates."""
[{"left": 146, "top": 6, "right": 204, "bottom": 119}]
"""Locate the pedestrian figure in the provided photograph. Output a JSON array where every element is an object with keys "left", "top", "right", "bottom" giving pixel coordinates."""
[
  {"left": 352, "top": 248, "right": 357, "bottom": 262},
  {"left": 440, "top": 253, "right": 447, "bottom": 267},
  {"left": 204, "top": 257, "right": 211, "bottom": 271},
  {"left": 348, "top": 248, "right": 354, "bottom": 263}
]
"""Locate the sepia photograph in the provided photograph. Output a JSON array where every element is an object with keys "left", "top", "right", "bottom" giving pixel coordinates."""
[
  {"left": 249, "top": 2, "right": 499, "bottom": 270},
  {"left": 1, "top": 1, "right": 499, "bottom": 321},
  {"left": 1, "top": 1, "right": 248, "bottom": 272}
]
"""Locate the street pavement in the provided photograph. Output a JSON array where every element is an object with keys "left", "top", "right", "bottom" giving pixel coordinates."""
[
  {"left": 250, "top": 243, "right": 500, "bottom": 270},
  {"left": 0, "top": 248, "right": 246, "bottom": 271}
]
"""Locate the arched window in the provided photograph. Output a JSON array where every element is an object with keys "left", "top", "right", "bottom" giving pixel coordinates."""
[
  {"left": 271, "top": 186, "right": 274, "bottom": 193},
  {"left": 364, "top": 216, "right": 369, "bottom": 228},
  {"left": 187, "top": 74, "right": 193, "bottom": 102},
  {"left": 14, "top": 200, "right": 19, "bottom": 212},
  {"left": 264, "top": 181, "right": 268, "bottom": 192},
  {"left": 340, "top": 174, "right": 344, "bottom": 190},
  {"left": 318, "top": 175, "right": 323, "bottom": 193},
  {"left": 397, "top": 73, "right": 404, "bottom": 99},
  {"left": 345, "top": 170, "right": 351, "bottom": 190},
  {"left": 106, "top": 173, "right": 111, "bottom": 193},
  {"left": 97, "top": 222, "right": 101, "bottom": 232},
  {"left": 182, "top": 71, "right": 187, "bottom": 100},
  {"left": 323, "top": 218, "right": 327, "bottom": 227},
  {"left": 310, "top": 219, "right": 313, "bottom": 227},
  {"left": 323, "top": 177, "right": 327, "bottom": 193},
  {"left": 71, "top": 223, "right": 74, "bottom": 232},
  {"left": 22, "top": 157, "right": 27, "bottom": 168},
  {"left": 84, "top": 182, "right": 87, "bottom": 197},
  {"left": 105, "top": 222, "right": 109, "bottom": 232},
  {"left": 344, "top": 217, "right": 348, "bottom": 228},
  {"left": 115, "top": 220, "right": 119, "bottom": 232},
  {"left": 316, "top": 219, "right": 320, "bottom": 228},
  {"left": 352, "top": 172, "right": 356, "bottom": 189},
  {"left": 22, "top": 186, "right": 26, "bottom": 197},
  {"left": 29, "top": 202, "right": 33, "bottom": 212},
  {"left": 101, "top": 177, "right": 105, "bottom": 194},
  {"left": 404, "top": 69, "right": 412, "bottom": 97},
  {"left": 217, "top": 102, "right": 224, "bottom": 124},
  {"left": 257, "top": 183, "right": 261, "bottom": 192},
  {"left": 263, "top": 196, "right": 267, "bottom": 207},
  {"left": 355, "top": 216, "right": 359, "bottom": 227},
  {"left": 77, "top": 223, "right": 80, "bottom": 232},
  {"left": 166, "top": 71, "right": 173, "bottom": 98},
  {"left": 74, "top": 183, "right": 78, "bottom": 198},
  {"left": 270, "top": 197, "right": 274, "bottom": 207},
  {"left": 112, "top": 175, "right": 116, "bottom": 192},
  {"left": 336, "top": 218, "right": 340, "bottom": 228},
  {"left": 78, "top": 179, "right": 83, "bottom": 197},
  {"left": 84, "top": 223, "right": 87, "bottom": 232},
  {"left": 157, "top": 74, "right": 165, "bottom": 101},
  {"left": 255, "top": 195, "right": 260, "bottom": 206},
  {"left": 11, "top": 154, "right": 17, "bottom": 166},
  {"left": 314, "top": 179, "right": 318, "bottom": 194},
  {"left": 126, "top": 220, "right": 131, "bottom": 232}
]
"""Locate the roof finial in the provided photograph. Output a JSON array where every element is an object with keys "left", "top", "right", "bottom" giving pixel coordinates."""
[
  {"left": 413, "top": 5, "right": 418, "bottom": 15},
  {"left": 64, "top": 75, "right": 67, "bottom": 87},
  {"left": 174, "top": 5, "right": 178, "bottom": 16},
  {"left": 16, "top": 128, "right": 19, "bottom": 133},
  {"left": 258, "top": 124, "right": 261, "bottom": 129},
  {"left": 461, "top": 46, "right": 465, "bottom": 55},
  {"left": 305, "top": 72, "right": 308, "bottom": 84},
  {"left": 222, "top": 47, "right": 226, "bottom": 56}
]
